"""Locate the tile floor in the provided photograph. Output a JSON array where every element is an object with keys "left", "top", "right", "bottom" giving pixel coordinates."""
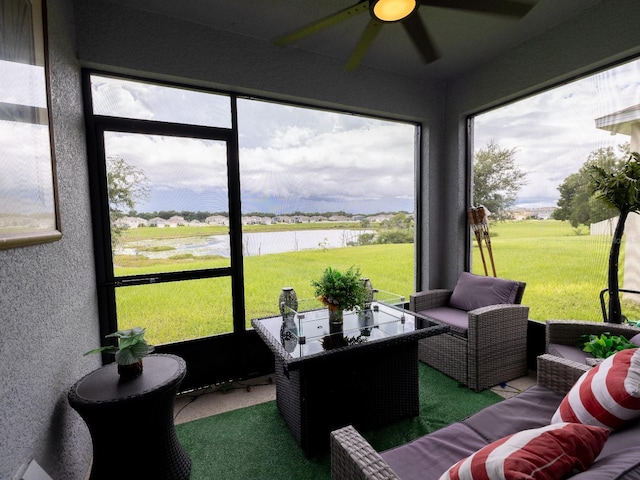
[{"left": 173, "top": 370, "right": 538, "bottom": 424}]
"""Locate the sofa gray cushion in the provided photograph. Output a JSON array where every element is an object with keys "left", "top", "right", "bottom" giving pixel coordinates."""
[
  {"left": 548, "top": 342, "right": 593, "bottom": 364},
  {"left": 462, "top": 385, "right": 563, "bottom": 442},
  {"left": 575, "top": 418, "right": 640, "bottom": 479},
  {"left": 416, "top": 306, "right": 469, "bottom": 337},
  {"left": 449, "top": 272, "right": 520, "bottom": 311},
  {"left": 380, "top": 422, "right": 488, "bottom": 480}
]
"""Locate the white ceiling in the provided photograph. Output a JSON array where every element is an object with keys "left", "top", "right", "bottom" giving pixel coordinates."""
[{"left": 108, "top": 0, "right": 605, "bottom": 80}]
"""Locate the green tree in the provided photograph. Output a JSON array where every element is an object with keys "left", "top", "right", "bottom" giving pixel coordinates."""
[
  {"left": 381, "top": 212, "right": 413, "bottom": 230},
  {"left": 107, "top": 156, "right": 150, "bottom": 243},
  {"left": 553, "top": 145, "right": 627, "bottom": 227},
  {"left": 473, "top": 140, "right": 528, "bottom": 220},
  {"left": 589, "top": 152, "right": 640, "bottom": 324}
]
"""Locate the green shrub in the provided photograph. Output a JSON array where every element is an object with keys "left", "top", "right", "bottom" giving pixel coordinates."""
[{"left": 579, "top": 332, "right": 636, "bottom": 359}]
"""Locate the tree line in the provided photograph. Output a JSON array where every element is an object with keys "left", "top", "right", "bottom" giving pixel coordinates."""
[{"left": 472, "top": 140, "right": 633, "bottom": 229}]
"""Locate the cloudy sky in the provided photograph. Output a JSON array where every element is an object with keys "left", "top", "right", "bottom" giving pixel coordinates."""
[
  {"left": 95, "top": 74, "right": 416, "bottom": 215},
  {"left": 474, "top": 57, "right": 640, "bottom": 209},
  {"left": 6, "top": 57, "right": 638, "bottom": 221},
  {"left": 96, "top": 56, "right": 640, "bottom": 217}
]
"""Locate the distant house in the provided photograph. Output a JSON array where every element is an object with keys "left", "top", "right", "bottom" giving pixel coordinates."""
[
  {"left": 205, "top": 215, "right": 229, "bottom": 226},
  {"left": 509, "top": 207, "right": 555, "bottom": 220},
  {"left": 242, "top": 215, "right": 267, "bottom": 225},
  {"left": 275, "top": 215, "right": 294, "bottom": 223},
  {"left": 367, "top": 214, "right": 394, "bottom": 223},
  {"left": 167, "top": 215, "right": 186, "bottom": 227},
  {"left": 113, "top": 216, "right": 149, "bottom": 228},
  {"left": 148, "top": 217, "right": 167, "bottom": 227}
]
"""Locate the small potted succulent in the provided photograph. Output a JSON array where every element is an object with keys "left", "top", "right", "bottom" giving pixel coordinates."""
[{"left": 85, "top": 327, "right": 154, "bottom": 381}]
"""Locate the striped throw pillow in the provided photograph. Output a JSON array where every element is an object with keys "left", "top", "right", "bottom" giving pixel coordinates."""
[
  {"left": 439, "top": 422, "right": 609, "bottom": 480},
  {"left": 552, "top": 348, "right": 640, "bottom": 430}
]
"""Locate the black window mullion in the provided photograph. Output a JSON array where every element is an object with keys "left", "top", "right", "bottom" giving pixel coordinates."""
[
  {"left": 228, "top": 95, "right": 246, "bottom": 333},
  {"left": 92, "top": 115, "right": 234, "bottom": 141}
]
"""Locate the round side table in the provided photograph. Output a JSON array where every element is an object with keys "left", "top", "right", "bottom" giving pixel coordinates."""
[{"left": 68, "top": 354, "right": 191, "bottom": 480}]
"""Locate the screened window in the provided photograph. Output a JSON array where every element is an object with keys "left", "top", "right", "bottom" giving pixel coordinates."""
[
  {"left": 237, "top": 99, "right": 417, "bottom": 326},
  {"left": 91, "top": 75, "right": 231, "bottom": 127},
  {"left": 87, "top": 73, "right": 417, "bottom": 347},
  {"left": 471, "top": 57, "right": 640, "bottom": 322}
]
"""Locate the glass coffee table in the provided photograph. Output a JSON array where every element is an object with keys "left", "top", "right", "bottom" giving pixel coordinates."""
[{"left": 252, "top": 300, "right": 448, "bottom": 457}]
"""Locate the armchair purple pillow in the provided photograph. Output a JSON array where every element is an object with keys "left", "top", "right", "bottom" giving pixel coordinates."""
[{"left": 448, "top": 272, "right": 520, "bottom": 311}]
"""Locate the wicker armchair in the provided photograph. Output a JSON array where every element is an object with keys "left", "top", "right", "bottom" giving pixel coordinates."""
[
  {"left": 330, "top": 354, "right": 588, "bottom": 480},
  {"left": 546, "top": 319, "right": 640, "bottom": 364},
  {"left": 409, "top": 278, "right": 528, "bottom": 391}
]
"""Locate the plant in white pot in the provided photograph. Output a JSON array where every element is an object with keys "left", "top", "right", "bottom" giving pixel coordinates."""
[{"left": 85, "top": 327, "right": 154, "bottom": 380}]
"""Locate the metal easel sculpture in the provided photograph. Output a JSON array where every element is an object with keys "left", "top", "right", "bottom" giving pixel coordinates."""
[{"left": 468, "top": 206, "right": 496, "bottom": 277}]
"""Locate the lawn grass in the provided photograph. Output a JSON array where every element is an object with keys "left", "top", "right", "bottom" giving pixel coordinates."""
[
  {"left": 115, "top": 220, "right": 640, "bottom": 345},
  {"left": 116, "top": 243, "right": 414, "bottom": 345},
  {"left": 473, "top": 220, "right": 640, "bottom": 322}
]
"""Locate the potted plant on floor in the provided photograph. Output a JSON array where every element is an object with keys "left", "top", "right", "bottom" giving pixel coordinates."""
[
  {"left": 589, "top": 152, "right": 640, "bottom": 323},
  {"left": 579, "top": 332, "right": 636, "bottom": 365},
  {"left": 85, "top": 327, "right": 154, "bottom": 381}
]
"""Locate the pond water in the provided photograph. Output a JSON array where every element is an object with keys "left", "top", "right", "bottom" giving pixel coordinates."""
[{"left": 118, "top": 229, "right": 374, "bottom": 259}]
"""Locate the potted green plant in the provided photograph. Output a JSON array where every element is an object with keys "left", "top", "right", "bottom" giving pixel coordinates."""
[
  {"left": 85, "top": 327, "right": 154, "bottom": 381},
  {"left": 589, "top": 152, "right": 640, "bottom": 323},
  {"left": 579, "top": 332, "right": 636, "bottom": 360},
  {"left": 311, "top": 266, "right": 366, "bottom": 326}
]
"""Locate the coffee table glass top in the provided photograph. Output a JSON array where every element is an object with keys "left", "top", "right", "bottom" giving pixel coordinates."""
[{"left": 253, "top": 299, "right": 430, "bottom": 359}]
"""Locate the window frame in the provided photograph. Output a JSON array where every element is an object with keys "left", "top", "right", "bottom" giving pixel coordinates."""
[{"left": 82, "top": 68, "right": 422, "bottom": 389}]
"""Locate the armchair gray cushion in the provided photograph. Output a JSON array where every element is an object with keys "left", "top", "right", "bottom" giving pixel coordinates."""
[{"left": 417, "top": 306, "right": 469, "bottom": 336}]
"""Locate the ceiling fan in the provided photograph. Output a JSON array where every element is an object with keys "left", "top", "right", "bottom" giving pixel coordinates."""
[{"left": 274, "top": 0, "right": 534, "bottom": 71}]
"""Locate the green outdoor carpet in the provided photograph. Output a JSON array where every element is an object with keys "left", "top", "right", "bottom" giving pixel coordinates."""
[{"left": 175, "top": 363, "right": 502, "bottom": 480}]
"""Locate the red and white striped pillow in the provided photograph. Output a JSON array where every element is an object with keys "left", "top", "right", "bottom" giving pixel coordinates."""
[
  {"left": 552, "top": 348, "right": 640, "bottom": 430},
  {"left": 438, "top": 422, "right": 609, "bottom": 480}
]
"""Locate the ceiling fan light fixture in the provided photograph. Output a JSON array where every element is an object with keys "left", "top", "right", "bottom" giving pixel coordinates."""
[{"left": 371, "top": 0, "right": 418, "bottom": 22}]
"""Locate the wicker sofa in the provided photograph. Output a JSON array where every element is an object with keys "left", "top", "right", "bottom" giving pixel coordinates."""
[
  {"left": 330, "top": 354, "right": 640, "bottom": 480},
  {"left": 546, "top": 319, "right": 640, "bottom": 364}
]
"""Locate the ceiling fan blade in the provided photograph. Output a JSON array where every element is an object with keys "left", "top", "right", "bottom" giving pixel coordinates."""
[
  {"left": 345, "top": 19, "right": 383, "bottom": 71},
  {"left": 402, "top": 13, "right": 440, "bottom": 64},
  {"left": 274, "top": 1, "right": 370, "bottom": 47},
  {"left": 419, "top": 0, "right": 533, "bottom": 18}
]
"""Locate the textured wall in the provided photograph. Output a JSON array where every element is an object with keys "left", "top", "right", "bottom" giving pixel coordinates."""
[{"left": 0, "top": 0, "right": 101, "bottom": 478}]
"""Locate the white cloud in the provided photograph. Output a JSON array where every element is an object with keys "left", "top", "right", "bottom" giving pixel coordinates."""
[
  {"left": 91, "top": 75, "right": 416, "bottom": 214},
  {"left": 474, "top": 58, "right": 640, "bottom": 208},
  {"left": 0, "top": 61, "right": 46, "bottom": 107}
]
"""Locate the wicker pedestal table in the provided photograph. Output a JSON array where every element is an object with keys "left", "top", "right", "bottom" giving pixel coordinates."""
[{"left": 68, "top": 354, "right": 190, "bottom": 480}]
